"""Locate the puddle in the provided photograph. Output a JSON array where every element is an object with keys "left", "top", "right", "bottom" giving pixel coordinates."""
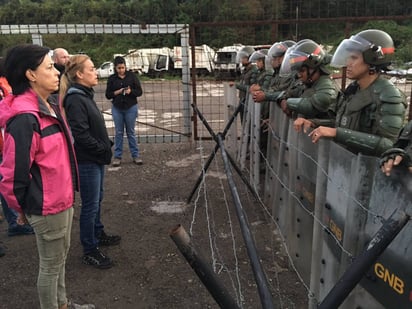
[
  {"left": 165, "top": 154, "right": 200, "bottom": 168},
  {"left": 150, "top": 201, "right": 188, "bottom": 214}
]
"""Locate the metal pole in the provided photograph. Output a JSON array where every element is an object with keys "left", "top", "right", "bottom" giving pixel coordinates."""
[
  {"left": 226, "top": 151, "right": 260, "bottom": 201},
  {"left": 187, "top": 102, "right": 246, "bottom": 203},
  {"left": 180, "top": 25, "right": 192, "bottom": 138},
  {"left": 189, "top": 25, "right": 199, "bottom": 140},
  {"left": 409, "top": 82, "right": 412, "bottom": 121},
  {"left": 217, "top": 134, "right": 275, "bottom": 309},
  {"left": 222, "top": 101, "right": 244, "bottom": 137},
  {"left": 318, "top": 208, "right": 410, "bottom": 309},
  {"left": 186, "top": 143, "right": 219, "bottom": 204},
  {"left": 295, "top": 5, "right": 299, "bottom": 40},
  {"left": 238, "top": 94, "right": 253, "bottom": 169},
  {"left": 191, "top": 103, "right": 216, "bottom": 140},
  {"left": 170, "top": 224, "right": 240, "bottom": 309}
]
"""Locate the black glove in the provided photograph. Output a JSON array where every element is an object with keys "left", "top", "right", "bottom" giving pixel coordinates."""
[{"left": 379, "top": 148, "right": 412, "bottom": 167}]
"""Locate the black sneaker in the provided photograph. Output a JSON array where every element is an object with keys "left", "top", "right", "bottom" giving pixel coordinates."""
[
  {"left": 98, "top": 230, "right": 121, "bottom": 246},
  {"left": 82, "top": 248, "right": 113, "bottom": 269},
  {"left": 8, "top": 224, "right": 34, "bottom": 236}
]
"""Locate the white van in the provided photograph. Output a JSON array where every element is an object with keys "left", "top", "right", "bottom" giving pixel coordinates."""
[{"left": 96, "top": 61, "right": 114, "bottom": 79}]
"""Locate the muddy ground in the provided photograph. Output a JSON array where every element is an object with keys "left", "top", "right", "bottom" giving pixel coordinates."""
[{"left": 0, "top": 141, "right": 307, "bottom": 309}]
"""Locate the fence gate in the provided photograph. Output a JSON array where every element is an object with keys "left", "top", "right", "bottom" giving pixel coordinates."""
[{"left": 5, "top": 23, "right": 193, "bottom": 143}]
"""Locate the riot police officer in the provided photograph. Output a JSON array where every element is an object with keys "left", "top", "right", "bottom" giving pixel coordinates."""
[
  {"left": 280, "top": 39, "right": 339, "bottom": 119},
  {"left": 249, "top": 48, "right": 273, "bottom": 95},
  {"left": 247, "top": 49, "right": 273, "bottom": 169},
  {"left": 297, "top": 29, "right": 406, "bottom": 156},
  {"left": 253, "top": 40, "right": 296, "bottom": 105},
  {"left": 230, "top": 46, "right": 256, "bottom": 123}
]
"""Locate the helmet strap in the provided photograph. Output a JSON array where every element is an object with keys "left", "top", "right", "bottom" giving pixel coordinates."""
[
  {"left": 306, "top": 67, "right": 317, "bottom": 85},
  {"left": 368, "top": 65, "right": 377, "bottom": 75}
]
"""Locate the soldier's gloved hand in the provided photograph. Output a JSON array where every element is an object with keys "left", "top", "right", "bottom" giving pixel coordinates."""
[{"left": 380, "top": 148, "right": 412, "bottom": 176}]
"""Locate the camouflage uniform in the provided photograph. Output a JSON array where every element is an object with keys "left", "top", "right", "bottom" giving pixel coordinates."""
[
  {"left": 251, "top": 67, "right": 273, "bottom": 120},
  {"left": 313, "top": 29, "right": 407, "bottom": 156},
  {"left": 235, "top": 63, "right": 256, "bottom": 102},
  {"left": 333, "top": 78, "right": 406, "bottom": 156},
  {"left": 235, "top": 63, "right": 256, "bottom": 122},
  {"left": 286, "top": 74, "right": 339, "bottom": 119}
]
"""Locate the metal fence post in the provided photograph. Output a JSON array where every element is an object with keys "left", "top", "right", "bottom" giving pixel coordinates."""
[
  {"left": 170, "top": 224, "right": 241, "bottom": 309},
  {"left": 217, "top": 134, "right": 275, "bottom": 309},
  {"left": 223, "top": 83, "right": 239, "bottom": 157}
]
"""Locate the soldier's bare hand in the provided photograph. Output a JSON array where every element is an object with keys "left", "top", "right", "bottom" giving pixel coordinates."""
[
  {"left": 253, "top": 91, "right": 265, "bottom": 102},
  {"left": 309, "top": 126, "right": 337, "bottom": 143},
  {"left": 294, "top": 118, "right": 314, "bottom": 133},
  {"left": 249, "top": 84, "right": 260, "bottom": 93}
]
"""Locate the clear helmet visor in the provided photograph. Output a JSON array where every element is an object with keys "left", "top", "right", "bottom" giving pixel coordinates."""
[
  {"left": 264, "top": 55, "right": 273, "bottom": 69},
  {"left": 236, "top": 51, "right": 250, "bottom": 64},
  {"left": 249, "top": 51, "right": 264, "bottom": 64},
  {"left": 330, "top": 35, "right": 371, "bottom": 68},
  {"left": 268, "top": 43, "right": 287, "bottom": 58},
  {"left": 279, "top": 49, "right": 308, "bottom": 77}
]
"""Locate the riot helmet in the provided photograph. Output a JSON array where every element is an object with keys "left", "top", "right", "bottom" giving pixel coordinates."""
[
  {"left": 236, "top": 46, "right": 255, "bottom": 64},
  {"left": 249, "top": 49, "right": 267, "bottom": 63},
  {"left": 330, "top": 29, "right": 394, "bottom": 71},
  {"left": 279, "top": 39, "right": 328, "bottom": 76},
  {"left": 249, "top": 49, "right": 268, "bottom": 69},
  {"left": 268, "top": 40, "right": 295, "bottom": 59},
  {"left": 283, "top": 40, "right": 296, "bottom": 48}
]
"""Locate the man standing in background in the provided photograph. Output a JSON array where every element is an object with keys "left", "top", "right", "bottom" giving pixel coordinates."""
[{"left": 52, "top": 47, "right": 70, "bottom": 76}]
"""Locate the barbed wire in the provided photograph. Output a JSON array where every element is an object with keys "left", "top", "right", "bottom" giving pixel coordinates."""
[
  {"left": 211, "top": 148, "right": 245, "bottom": 307},
  {"left": 190, "top": 133, "right": 246, "bottom": 306},
  {"left": 266, "top": 121, "right": 385, "bottom": 222},
  {"left": 188, "top": 95, "right": 394, "bottom": 307},
  {"left": 190, "top": 133, "right": 311, "bottom": 306}
]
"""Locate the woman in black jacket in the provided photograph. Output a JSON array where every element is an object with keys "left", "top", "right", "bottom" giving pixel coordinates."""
[
  {"left": 61, "top": 54, "right": 121, "bottom": 269},
  {"left": 105, "top": 56, "right": 143, "bottom": 166}
]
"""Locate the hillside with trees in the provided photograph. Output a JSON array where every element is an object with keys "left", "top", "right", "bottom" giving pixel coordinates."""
[{"left": 0, "top": 0, "right": 410, "bottom": 67}]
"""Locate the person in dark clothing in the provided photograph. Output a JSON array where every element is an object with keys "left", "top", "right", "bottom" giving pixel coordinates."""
[
  {"left": 51, "top": 48, "right": 70, "bottom": 102},
  {"left": 60, "top": 54, "right": 121, "bottom": 269},
  {"left": 52, "top": 48, "right": 70, "bottom": 76},
  {"left": 105, "top": 56, "right": 143, "bottom": 167}
]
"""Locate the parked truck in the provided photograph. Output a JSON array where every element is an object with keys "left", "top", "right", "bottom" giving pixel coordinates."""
[
  {"left": 170, "top": 44, "right": 216, "bottom": 76},
  {"left": 120, "top": 47, "right": 171, "bottom": 76},
  {"left": 213, "top": 44, "right": 245, "bottom": 79},
  {"left": 97, "top": 47, "right": 171, "bottom": 78},
  {"left": 98, "top": 45, "right": 216, "bottom": 78}
]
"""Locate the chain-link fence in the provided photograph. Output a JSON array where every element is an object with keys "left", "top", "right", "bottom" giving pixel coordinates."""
[{"left": 3, "top": 19, "right": 410, "bottom": 144}]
